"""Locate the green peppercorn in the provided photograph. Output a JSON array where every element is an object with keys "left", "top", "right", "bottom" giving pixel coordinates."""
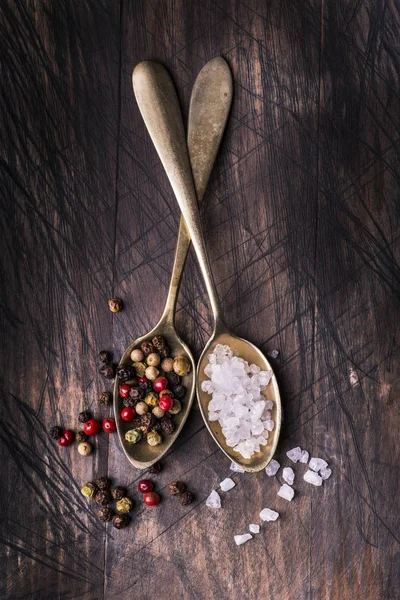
[
  {"left": 168, "top": 399, "right": 182, "bottom": 415},
  {"left": 173, "top": 356, "right": 191, "bottom": 376},
  {"left": 81, "top": 483, "right": 97, "bottom": 498},
  {"left": 116, "top": 497, "right": 133, "bottom": 514},
  {"left": 145, "top": 391, "right": 159, "bottom": 407},
  {"left": 125, "top": 429, "right": 142, "bottom": 444},
  {"left": 147, "top": 431, "right": 162, "bottom": 447},
  {"left": 133, "top": 361, "right": 147, "bottom": 377}
]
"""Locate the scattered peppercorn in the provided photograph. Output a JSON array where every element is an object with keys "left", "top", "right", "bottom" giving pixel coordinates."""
[
  {"left": 78, "top": 442, "right": 93, "bottom": 456},
  {"left": 95, "top": 490, "right": 111, "bottom": 506},
  {"left": 111, "top": 486, "right": 125, "bottom": 500},
  {"left": 116, "top": 497, "right": 133, "bottom": 514},
  {"left": 49, "top": 425, "right": 63, "bottom": 440},
  {"left": 99, "top": 363, "right": 116, "bottom": 379},
  {"left": 99, "top": 350, "right": 111, "bottom": 363},
  {"left": 180, "top": 491, "right": 195, "bottom": 506},
  {"left": 112, "top": 513, "right": 130, "bottom": 529},
  {"left": 116, "top": 364, "right": 136, "bottom": 382},
  {"left": 148, "top": 462, "right": 162, "bottom": 475},
  {"left": 76, "top": 430, "right": 88, "bottom": 443},
  {"left": 95, "top": 476, "right": 110, "bottom": 490},
  {"left": 141, "top": 341, "right": 155, "bottom": 356},
  {"left": 108, "top": 298, "right": 123, "bottom": 313},
  {"left": 169, "top": 481, "right": 186, "bottom": 496},
  {"left": 152, "top": 335, "right": 166, "bottom": 350},
  {"left": 98, "top": 507, "right": 114, "bottom": 522},
  {"left": 78, "top": 410, "right": 91, "bottom": 423},
  {"left": 81, "top": 483, "right": 97, "bottom": 498},
  {"left": 99, "top": 391, "right": 112, "bottom": 406}
]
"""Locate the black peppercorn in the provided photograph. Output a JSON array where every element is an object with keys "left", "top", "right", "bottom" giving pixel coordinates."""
[
  {"left": 148, "top": 462, "right": 162, "bottom": 475},
  {"left": 180, "top": 491, "right": 195, "bottom": 506},
  {"left": 112, "top": 513, "right": 130, "bottom": 529},
  {"left": 166, "top": 371, "right": 180, "bottom": 386},
  {"left": 138, "top": 379, "right": 153, "bottom": 392},
  {"left": 152, "top": 335, "right": 166, "bottom": 350},
  {"left": 95, "top": 490, "right": 111, "bottom": 506},
  {"left": 99, "top": 363, "right": 116, "bottom": 379},
  {"left": 78, "top": 410, "right": 91, "bottom": 423},
  {"left": 116, "top": 364, "right": 136, "bottom": 382},
  {"left": 123, "top": 396, "right": 136, "bottom": 408},
  {"left": 159, "top": 346, "right": 170, "bottom": 359},
  {"left": 129, "top": 386, "right": 145, "bottom": 401},
  {"left": 95, "top": 476, "right": 111, "bottom": 490},
  {"left": 99, "top": 350, "right": 111, "bottom": 363},
  {"left": 169, "top": 481, "right": 186, "bottom": 495},
  {"left": 99, "top": 391, "right": 112, "bottom": 406},
  {"left": 141, "top": 341, "right": 155, "bottom": 356},
  {"left": 76, "top": 430, "right": 88, "bottom": 443},
  {"left": 172, "top": 384, "right": 186, "bottom": 400},
  {"left": 98, "top": 507, "right": 114, "bottom": 522},
  {"left": 111, "top": 486, "right": 126, "bottom": 500},
  {"left": 49, "top": 425, "right": 63, "bottom": 440},
  {"left": 138, "top": 413, "right": 157, "bottom": 435},
  {"left": 161, "top": 416, "right": 175, "bottom": 435},
  {"left": 152, "top": 422, "right": 162, "bottom": 433}
]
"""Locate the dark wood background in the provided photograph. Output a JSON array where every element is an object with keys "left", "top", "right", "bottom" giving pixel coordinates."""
[{"left": 1, "top": 1, "right": 399, "bottom": 599}]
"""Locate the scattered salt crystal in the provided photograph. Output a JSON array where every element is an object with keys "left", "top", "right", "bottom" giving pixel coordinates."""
[
  {"left": 206, "top": 490, "right": 221, "bottom": 508},
  {"left": 249, "top": 524, "right": 260, "bottom": 533},
  {"left": 299, "top": 450, "right": 309, "bottom": 463},
  {"left": 220, "top": 478, "right": 235, "bottom": 492},
  {"left": 286, "top": 447, "right": 302, "bottom": 463},
  {"left": 277, "top": 484, "right": 295, "bottom": 501},
  {"left": 309, "top": 457, "right": 328, "bottom": 472},
  {"left": 260, "top": 508, "right": 279, "bottom": 521},
  {"left": 304, "top": 470, "right": 323, "bottom": 486},
  {"left": 267, "top": 349, "right": 280, "bottom": 359},
  {"left": 230, "top": 461, "right": 245, "bottom": 473},
  {"left": 234, "top": 533, "right": 252, "bottom": 546},
  {"left": 320, "top": 467, "right": 332, "bottom": 480},
  {"left": 265, "top": 459, "right": 280, "bottom": 476},
  {"left": 282, "top": 467, "right": 295, "bottom": 485}
]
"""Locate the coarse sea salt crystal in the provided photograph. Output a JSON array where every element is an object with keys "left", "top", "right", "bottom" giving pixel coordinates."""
[
  {"left": 277, "top": 484, "right": 295, "bottom": 501},
  {"left": 206, "top": 490, "right": 221, "bottom": 508},
  {"left": 267, "top": 349, "right": 280, "bottom": 359},
  {"left": 230, "top": 461, "right": 245, "bottom": 473},
  {"left": 304, "top": 470, "right": 323, "bottom": 486},
  {"left": 320, "top": 467, "right": 332, "bottom": 480},
  {"left": 299, "top": 450, "right": 309, "bottom": 463},
  {"left": 234, "top": 533, "right": 252, "bottom": 546},
  {"left": 309, "top": 457, "right": 328, "bottom": 472},
  {"left": 220, "top": 478, "right": 235, "bottom": 492},
  {"left": 283, "top": 467, "right": 295, "bottom": 485},
  {"left": 286, "top": 447, "right": 302, "bottom": 463},
  {"left": 265, "top": 459, "right": 280, "bottom": 476},
  {"left": 249, "top": 524, "right": 260, "bottom": 534},
  {"left": 260, "top": 508, "right": 279, "bottom": 522}
]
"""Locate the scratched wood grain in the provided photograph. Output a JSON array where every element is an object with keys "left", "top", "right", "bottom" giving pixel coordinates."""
[{"left": 0, "top": 1, "right": 399, "bottom": 599}]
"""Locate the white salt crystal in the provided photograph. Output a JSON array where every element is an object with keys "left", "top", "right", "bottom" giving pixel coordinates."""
[
  {"left": 283, "top": 467, "right": 295, "bottom": 485},
  {"left": 277, "top": 484, "right": 295, "bottom": 501},
  {"left": 320, "top": 467, "right": 332, "bottom": 480},
  {"left": 220, "top": 478, "right": 235, "bottom": 492},
  {"left": 260, "top": 508, "right": 279, "bottom": 521},
  {"left": 309, "top": 457, "right": 328, "bottom": 472},
  {"left": 206, "top": 490, "right": 221, "bottom": 508},
  {"left": 299, "top": 450, "right": 309, "bottom": 463},
  {"left": 230, "top": 461, "right": 245, "bottom": 473},
  {"left": 286, "top": 447, "right": 302, "bottom": 463},
  {"left": 249, "top": 524, "right": 260, "bottom": 533},
  {"left": 304, "top": 470, "right": 323, "bottom": 486},
  {"left": 267, "top": 349, "right": 280, "bottom": 359},
  {"left": 234, "top": 533, "right": 252, "bottom": 546},
  {"left": 265, "top": 459, "right": 280, "bottom": 476}
]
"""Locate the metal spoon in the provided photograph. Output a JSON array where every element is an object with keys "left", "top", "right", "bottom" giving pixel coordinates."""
[
  {"left": 114, "top": 57, "right": 233, "bottom": 469},
  {"left": 132, "top": 60, "right": 282, "bottom": 472}
]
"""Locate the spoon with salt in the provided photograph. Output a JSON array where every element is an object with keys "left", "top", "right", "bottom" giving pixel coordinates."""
[
  {"left": 114, "top": 57, "right": 233, "bottom": 469},
  {"left": 132, "top": 60, "right": 282, "bottom": 472}
]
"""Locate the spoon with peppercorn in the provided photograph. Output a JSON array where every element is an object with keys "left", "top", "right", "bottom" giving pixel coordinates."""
[
  {"left": 132, "top": 60, "right": 282, "bottom": 472},
  {"left": 115, "top": 57, "right": 233, "bottom": 469}
]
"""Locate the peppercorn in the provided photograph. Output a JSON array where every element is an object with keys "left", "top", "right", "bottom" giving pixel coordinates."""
[
  {"left": 112, "top": 513, "right": 130, "bottom": 529},
  {"left": 161, "top": 358, "right": 174, "bottom": 372},
  {"left": 141, "top": 340, "right": 155, "bottom": 356},
  {"left": 180, "top": 491, "right": 195, "bottom": 506},
  {"left": 148, "top": 462, "right": 162, "bottom": 475},
  {"left": 78, "top": 442, "right": 93, "bottom": 456},
  {"left": 146, "top": 352, "right": 161, "bottom": 367},
  {"left": 49, "top": 425, "right": 63, "bottom": 440},
  {"left": 81, "top": 483, "right": 97, "bottom": 498},
  {"left": 99, "top": 391, "right": 112, "bottom": 406},
  {"left": 172, "top": 384, "right": 186, "bottom": 400},
  {"left": 125, "top": 429, "right": 141, "bottom": 443},
  {"left": 159, "top": 389, "right": 174, "bottom": 399},
  {"left": 95, "top": 490, "right": 111, "bottom": 506},
  {"left": 111, "top": 486, "right": 125, "bottom": 500},
  {"left": 135, "top": 402, "right": 148, "bottom": 416},
  {"left": 144, "top": 391, "right": 158, "bottom": 407},
  {"left": 78, "top": 410, "right": 91, "bottom": 423},
  {"left": 133, "top": 361, "right": 147, "bottom": 378},
  {"left": 145, "top": 366, "right": 159, "bottom": 381},
  {"left": 95, "top": 476, "right": 111, "bottom": 490},
  {"left": 151, "top": 335, "right": 166, "bottom": 350},
  {"left": 129, "top": 387, "right": 145, "bottom": 401},
  {"left": 76, "top": 430, "right": 88, "bottom": 442},
  {"left": 166, "top": 371, "right": 180, "bottom": 386},
  {"left": 116, "top": 497, "right": 133, "bottom": 514},
  {"left": 173, "top": 356, "right": 191, "bottom": 376},
  {"left": 98, "top": 507, "right": 114, "bottom": 522},
  {"left": 169, "top": 481, "right": 186, "bottom": 496},
  {"left": 108, "top": 298, "right": 123, "bottom": 313},
  {"left": 130, "top": 348, "right": 144, "bottom": 362},
  {"left": 161, "top": 416, "right": 175, "bottom": 434},
  {"left": 152, "top": 406, "right": 165, "bottom": 419},
  {"left": 152, "top": 421, "right": 162, "bottom": 433},
  {"left": 138, "top": 413, "right": 157, "bottom": 435},
  {"left": 99, "top": 350, "right": 111, "bottom": 363},
  {"left": 99, "top": 363, "right": 116, "bottom": 379},
  {"left": 138, "top": 379, "right": 153, "bottom": 392},
  {"left": 168, "top": 399, "right": 182, "bottom": 415},
  {"left": 147, "top": 431, "right": 162, "bottom": 446},
  {"left": 159, "top": 346, "right": 170, "bottom": 359},
  {"left": 116, "top": 364, "right": 136, "bottom": 382}
]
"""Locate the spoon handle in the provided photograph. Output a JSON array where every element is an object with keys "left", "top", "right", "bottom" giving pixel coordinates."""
[
  {"left": 132, "top": 60, "right": 228, "bottom": 330},
  {"left": 159, "top": 57, "right": 233, "bottom": 326}
]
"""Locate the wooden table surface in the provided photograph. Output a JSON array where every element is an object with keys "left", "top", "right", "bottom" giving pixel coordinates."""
[{"left": 1, "top": 1, "right": 399, "bottom": 599}]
